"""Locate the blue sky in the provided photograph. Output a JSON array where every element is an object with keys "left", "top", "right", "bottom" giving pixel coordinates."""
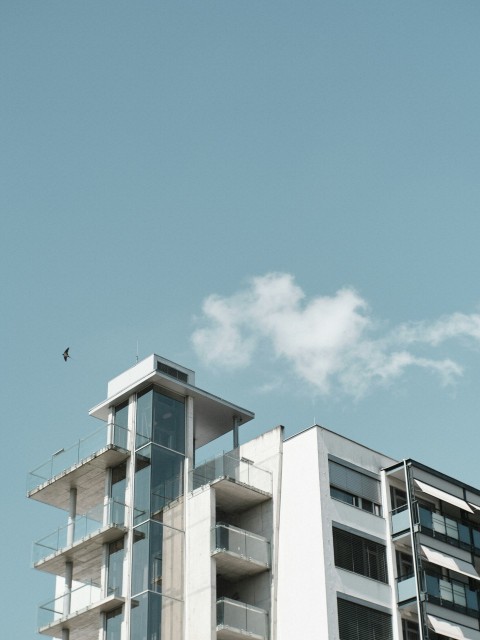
[{"left": 2, "top": 1, "right": 480, "bottom": 636}]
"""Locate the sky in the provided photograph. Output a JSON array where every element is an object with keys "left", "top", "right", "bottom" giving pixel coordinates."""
[{"left": 2, "top": 1, "right": 480, "bottom": 637}]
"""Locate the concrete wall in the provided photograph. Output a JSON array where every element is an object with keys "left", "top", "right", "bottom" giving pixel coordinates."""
[{"left": 185, "top": 485, "right": 215, "bottom": 640}]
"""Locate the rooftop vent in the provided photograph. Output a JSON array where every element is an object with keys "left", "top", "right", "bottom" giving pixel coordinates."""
[{"left": 157, "top": 361, "right": 189, "bottom": 384}]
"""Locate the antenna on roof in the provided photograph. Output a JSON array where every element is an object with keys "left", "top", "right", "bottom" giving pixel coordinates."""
[{"left": 136, "top": 340, "right": 139, "bottom": 363}]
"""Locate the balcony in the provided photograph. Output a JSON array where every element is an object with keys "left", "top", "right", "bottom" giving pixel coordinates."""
[
  {"left": 424, "top": 572, "right": 480, "bottom": 618},
  {"left": 212, "top": 523, "right": 270, "bottom": 580},
  {"left": 27, "top": 422, "right": 129, "bottom": 512},
  {"left": 38, "top": 581, "right": 124, "bottom": 638},
  {"left": 419, "top": 506, "right": 480, "bottom": 554},
  {"left": 216, "top": 598, "right": 268, "bottom": 640},
  {"left": 191, "top": 453, "right": 272, "bottom": 512},
  {"left": 33, "top": 499, "right": 127, "bottom": 582}
]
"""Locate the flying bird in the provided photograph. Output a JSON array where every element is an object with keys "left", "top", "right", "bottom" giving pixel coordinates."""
[{"left": 63, "top": 348, "right": 71, "bottom": 362}]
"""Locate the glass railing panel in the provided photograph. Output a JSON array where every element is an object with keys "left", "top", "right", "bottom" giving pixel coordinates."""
[
  {"left": 247, "top": 604, "right": 268, "bottom": 638},
  {"left": 38, "top": 581, "right": 102, "bottom": 628},
  {"left": 217, "top": 598, "right": 247, "bottom": 631},
  {"left": 216, "top": 598, "right": 267, "bottom": 638},
  {"left": 397, "top": 575, "right": 416, "bottom": 602},
  {"left": 246, "top": 532, "right": 270, "bottom": 566},
  {"left": 28, "top": 423, "right": 130, "bottom": 492},
  {"left": 212, "top": 523, "right": 270, "bottom": 566},
  {"left": 190, "top": 452, "right": 272, "bottom": 494},
  {"left": 214, "top": 524, "right": 246, "bottom": 557},
  {"left": 33, "top": 499, "right": 127, "bottom": 563},
  {"left": 391, "top": 506, "right": 410, "bottom": 534}
]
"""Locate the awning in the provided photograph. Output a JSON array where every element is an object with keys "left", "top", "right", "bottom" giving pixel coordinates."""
[
  {"left": 414, "top": 479, "right": 474, "bottom": 513},
  {"left": 428, "top": 614, "right": 480, "bottom": 640},
  {"left": 421, "top": 545, "right": 480, "bottom": 581},
  {"left": 468, "top": 501, "right": 480, "bottom": 512}
]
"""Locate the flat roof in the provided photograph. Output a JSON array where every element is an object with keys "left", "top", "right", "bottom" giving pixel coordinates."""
[{"left": 89, "top": 356, "right": 254, "bottom": 449}]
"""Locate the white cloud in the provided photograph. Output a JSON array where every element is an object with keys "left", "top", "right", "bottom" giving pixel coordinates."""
[{"left": 191, "top": 272, "right": 476, "bottom": 397}]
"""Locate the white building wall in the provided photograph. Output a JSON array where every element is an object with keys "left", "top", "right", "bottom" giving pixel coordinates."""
[
  {"left": 277, "top": 426, "right": 397, "bottom": 640},
  {"left": 185, "top": 485, "right": 215, "bottom": 640},
  {"left": 277, "top": 427, "right": 327, "bottom": 640}
]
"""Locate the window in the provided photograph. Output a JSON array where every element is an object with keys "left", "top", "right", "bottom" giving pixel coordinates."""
[
  {"left": 105, "top": 607, "right": 123, "bottom": 640},
  {"left": 391, "top": 487, "right": 408, "bottom": 510},
  {"left": 396, "top": 551, "right": 414, "bottom": 580},
  {"left": 108, "top": 538, "right": 124, "bottom": 596},
  {"left": 401, "top": 619, "right": 420, "bottom": 640},
  {"left": 333, "top": 527, "right": 388, "bottom": 583},
  {"left": 136, "top": 386, "right": 185, "bottom": 453},
  {"left": 337, "top": 598, "right": 392, "bottom": 640},
  {"left": 329, "top": 460, "right": 382, "bottom": 516}
]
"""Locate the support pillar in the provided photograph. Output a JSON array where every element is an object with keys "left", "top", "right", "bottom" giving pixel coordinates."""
[{"left": 233, "top": 416, "right": 241, "bottom": 450}]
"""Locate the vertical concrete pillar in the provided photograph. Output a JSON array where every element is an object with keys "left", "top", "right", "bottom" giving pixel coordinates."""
[
  {"left": 66, "top": 488, "right": 77, "bottom": 547},
  {"left": 64, "top": 560, "right": 73, "bottom": 615}
]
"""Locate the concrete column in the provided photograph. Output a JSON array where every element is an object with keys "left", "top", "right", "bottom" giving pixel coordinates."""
[
  {"left": 61, "top": 628, "right": 69, "bottom": 640},
  {"left": 64, "top": 561, "right": 73, "bottom": 615},
  {"left": 66, "top": 488, "right": 77, "bottom": 547}
]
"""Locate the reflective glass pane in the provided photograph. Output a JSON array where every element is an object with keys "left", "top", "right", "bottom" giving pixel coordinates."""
[
  {"left": 151, "top": 446, "right": 184, "bottom": 517},
  {"left": 152, "top": 390, "right": 185, "bottom": 454},
  {"left": 108, "top": 538, "right": 124, "bottom": 595},
  {"left": 105, "top": 607, "right": 123, "bottom": 640},
  {"left": 132, "top": 521, "right": 184, "bottom": 599},
  {"left": 136, "top": 389, "right": 153, "bottom": 449}
]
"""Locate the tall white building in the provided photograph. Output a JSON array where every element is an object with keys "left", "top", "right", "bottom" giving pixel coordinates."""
[{"left": 28, "top": 354, "right": 480, "bottom": 640}]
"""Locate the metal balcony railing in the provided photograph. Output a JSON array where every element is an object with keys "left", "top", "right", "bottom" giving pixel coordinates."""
[
  {"left": 212, "top": 523, "right": 270, "bottom": 567},
  {"left": 38, "top": 580, "right": 119, "bottom": 629},
  {"left": 27, "top": 422, "right": 129, "bottom": 492},
  {"left": 33, "top": 499, "right": 127, "bottom": 564},
  {"left": 216, "top": 597, "right": 268, "bottom": 639},
  {"left": 190, "top": 452, "right": 272, "bottom": 495}
]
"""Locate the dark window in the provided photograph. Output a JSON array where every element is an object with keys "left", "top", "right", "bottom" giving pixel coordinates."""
[
  {"left": 401, "top": 619, "right": 420, "bottom": 640},
  {"left": 333, "top": 527, "right": 388, "bottom": 583},
  {"left": 338, "top": 598, "right": 392, "bottom": 640},
  {"left": 329, "top": 460, "right": 382, "bottom": 516},
  {"left": 390, "top": 487, "right": 408, "bottom": 510},
  {"left": 114, "top": 401, "right": 129, "bottom": 449},
  {"left": 396, "top": 551, "right": 414, "bottom": 580}
]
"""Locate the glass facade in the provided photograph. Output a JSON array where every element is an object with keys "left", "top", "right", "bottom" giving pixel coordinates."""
[
  {"left": 131, "top": 386, "right": 186, "bottom": 640},
  {"left": 136, "top": 387, "right": 185, "bottom": 453},
  {"left": 108, "top": 538, "right": 124, "bottom": 596},
  {"left": 105, "top": 607, "right": 123, "bottom": 640}
]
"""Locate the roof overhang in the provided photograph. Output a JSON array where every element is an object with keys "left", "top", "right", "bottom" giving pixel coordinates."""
[{"left": 89, "top": 368, "right": 254, "bottom": 449}]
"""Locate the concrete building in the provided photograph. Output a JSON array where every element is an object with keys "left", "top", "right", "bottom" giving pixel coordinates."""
[{"left": 28, "top": 354, "right": 480, "bottom": 640}]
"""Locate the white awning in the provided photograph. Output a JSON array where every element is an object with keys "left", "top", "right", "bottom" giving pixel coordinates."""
[
  {"left": 428, "top": 614, "right": 480, "bottom": 640},
  {"left": 468, "top": 501, "right": 480, "bottom": 512},
  {"left": 414, "top": 479, "right": 474, "bottom": 513},
  {"left": 421, "top": 545, "right": 480, "bottom": 581}
]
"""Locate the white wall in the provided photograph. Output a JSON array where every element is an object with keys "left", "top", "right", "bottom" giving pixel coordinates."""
[{"left": 185, "top": 485, "right": 215, "bottom": 640}]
